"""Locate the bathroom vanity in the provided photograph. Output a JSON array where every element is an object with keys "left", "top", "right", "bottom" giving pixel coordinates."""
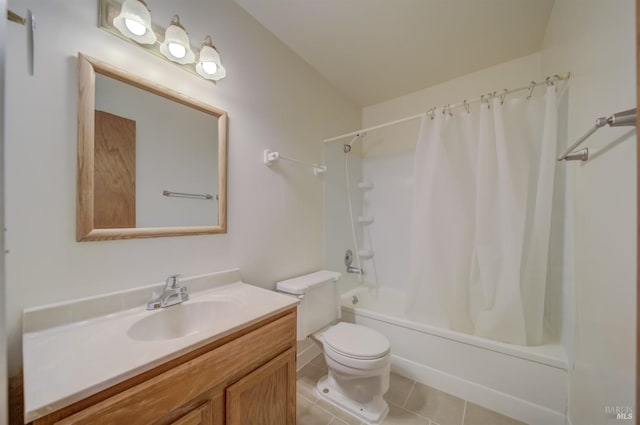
[{"left": 22, "top": 270, "right": 298, "bottom": 425}]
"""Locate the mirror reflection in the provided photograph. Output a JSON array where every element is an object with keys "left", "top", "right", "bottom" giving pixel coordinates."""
[
  {"left": 94, "top": 74, "right": 219, "bottom": 228},
  {"left": 77, "top": 53, "right": 227, "bottom": 241}
]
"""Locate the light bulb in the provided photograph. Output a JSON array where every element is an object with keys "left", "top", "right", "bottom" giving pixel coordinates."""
[
  {"left": 159, "top": 15, "right": 194, "bottom": 64},
  {"left": 124, "top": 18, "right": 146, "bottom": 36},
  {"left": 168, "top": 42, "right": 186, "bottom": 59},
  {"left": 196, "top": 35, "right": 225, "bottom": 81},
  {"left": 112, "top": 0, "right": 156, "bottom": 44},
  {"left": 201, "top": 61, "right": 218, "bottom": 75}
]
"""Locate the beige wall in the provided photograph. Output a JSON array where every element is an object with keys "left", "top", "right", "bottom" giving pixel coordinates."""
[
  {"left": 5, "top": 0, "right": 360, "bottom": 374},
  {"left": 541, "top": 1, "right": 636, "bottom": 423}
]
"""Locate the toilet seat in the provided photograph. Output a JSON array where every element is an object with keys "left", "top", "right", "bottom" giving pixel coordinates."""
[
  {"left": 322, "top": 322, "right": 390, "bottom": 359},
  {"left": 324, "top": 343, "right": 390, "bottom": 371},
  {"left": 319, "top": 322, "right": 390, "bottom": 370}
]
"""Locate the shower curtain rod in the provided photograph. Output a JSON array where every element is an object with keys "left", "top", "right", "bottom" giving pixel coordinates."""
[{"left": 323, "top": 72, "right": 571, "bottom": 143}]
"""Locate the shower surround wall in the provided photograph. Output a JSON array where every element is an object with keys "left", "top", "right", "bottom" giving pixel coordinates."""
[{"left": 323, "top": 140, "right": 364, "bottom": 293}]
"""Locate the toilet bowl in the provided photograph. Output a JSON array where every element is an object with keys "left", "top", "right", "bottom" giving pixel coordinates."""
[
  {"left": 276, "top": 271, "right": 390, "bottom": 425},
  {"left": 315, "top": 322, "right": 390, "bottom": 424}
]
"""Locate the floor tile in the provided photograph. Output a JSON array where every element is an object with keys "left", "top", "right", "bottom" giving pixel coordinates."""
[
  {"left": 297, "top": 365, "right": 529, "bottom": 425},
  {"left": 385, "top": 373, "right": 415, "bottom": 408},
  {"left": 297, "top": 395, "right": 334, "bottom": 425},
  {"left": 297, "top": 363, "right": 327, "bottom": 402},
  {"left": 403, "top": 383, "right": 465, "bottom": 425},
  {"left": 463, "top": 402, "right": 528, "bottom": 425},
  {"left": 315, "top": 397, "right": 361, "bottom": 425},
  {"left": 381, "top": 403, "right": 430, "bottom": 425}
]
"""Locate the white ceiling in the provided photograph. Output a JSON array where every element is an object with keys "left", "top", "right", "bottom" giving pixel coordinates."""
[{"left": 233, "top": 0, "right": 556, "bottom": 106}]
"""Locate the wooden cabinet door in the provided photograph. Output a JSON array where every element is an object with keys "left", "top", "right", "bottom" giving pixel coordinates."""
[{"left": 226, "top": 348, "right": 296, "bottom": 425}]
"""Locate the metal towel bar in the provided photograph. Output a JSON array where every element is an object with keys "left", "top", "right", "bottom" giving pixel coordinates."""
[
  {"left": 162, "top": 190, "right": 217, "bottom": 200},
  {"left": 558, "top": 108, "right": 636, "bottom": 162}
]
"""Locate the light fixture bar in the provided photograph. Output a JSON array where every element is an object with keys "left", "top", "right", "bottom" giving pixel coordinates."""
[{"left": 98, "top": 0, "right": 224, "bottom": 83}]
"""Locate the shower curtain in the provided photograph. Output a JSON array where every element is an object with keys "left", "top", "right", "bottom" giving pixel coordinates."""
[{"left": 407, "top": 86, "right": 557, "bottom": 346}]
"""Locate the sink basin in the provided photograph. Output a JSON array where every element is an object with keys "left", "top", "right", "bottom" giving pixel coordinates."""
[{"left": 128, "top": 300, "right": 239, "bottom": 341}]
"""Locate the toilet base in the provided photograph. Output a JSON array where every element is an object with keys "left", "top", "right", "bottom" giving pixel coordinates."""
[{"left": 316, "top": 375, "right": 389, "bottom": 425}]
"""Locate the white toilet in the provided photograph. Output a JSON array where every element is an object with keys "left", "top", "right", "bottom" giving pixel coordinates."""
[{"left": 277, "top": 271, "right": 390, "bottom": 425}]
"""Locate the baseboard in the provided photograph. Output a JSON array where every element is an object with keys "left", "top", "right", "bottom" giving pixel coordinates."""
[
  {"left": 296, "top": 339, "right": 322, "bottom": 372},
  {"left": 391, "top": 354, "right": 566, "bottom": 425}
]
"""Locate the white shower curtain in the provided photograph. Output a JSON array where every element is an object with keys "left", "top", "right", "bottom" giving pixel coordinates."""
[{"left": 407, "top": 86, "right": 557, "bottom": 345}]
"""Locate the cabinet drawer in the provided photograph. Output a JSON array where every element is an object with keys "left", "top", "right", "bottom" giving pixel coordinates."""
[
  {"left": 171, "top": 403, "right": 211, "bottom": 425},
  {"left": 38, "top": 311, "right": 296, "bottom": 425}
]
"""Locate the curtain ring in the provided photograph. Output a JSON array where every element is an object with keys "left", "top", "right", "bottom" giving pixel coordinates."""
[
  {"left": 526, "top": 81, "right": 536, "bottom": 100},
  {"left": 447, "top": 104, "right": 453, "bottom": 116},
  {"left": 546, "top": 76, "right": 553, "bottom": 87},
  {"left": 428, "top": 107, "right": 436, "bottom": 120},
  {"left": 463, "top": 99, "right": 470, "bottom": 114},
  {"left": 500, "top": 89, "right": 508, "bottom": 105},
  {"left": 480, "top": 94, "right": 488, "bottom": 108},
  {"left": 480, "top": 94, "right": 491, "bottom": 109}
]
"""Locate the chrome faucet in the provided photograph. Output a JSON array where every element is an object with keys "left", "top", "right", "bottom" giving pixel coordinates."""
[
  {"left": 344, "top": 249, "right": 363, "bottom": 274},
  {"left": 147, "top": 274, "right": 189, "bottom": 310}
]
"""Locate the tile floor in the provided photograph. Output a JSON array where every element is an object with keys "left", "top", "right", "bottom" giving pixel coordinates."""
[{"left": 296, "top": 354, "right": 528, "bottom": 425}]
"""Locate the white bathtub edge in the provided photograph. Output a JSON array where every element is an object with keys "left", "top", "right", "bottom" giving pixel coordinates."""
[
  {"left": 343, "top": 303, "right": 568, "bottom": 371},
  {"left": 390, "top": 354, "right": 566, "bottom": 425}
]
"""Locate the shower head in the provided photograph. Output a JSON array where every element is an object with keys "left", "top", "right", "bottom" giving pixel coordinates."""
[{"left": 343, "top": 132, "right": 367, "bottom": 154}]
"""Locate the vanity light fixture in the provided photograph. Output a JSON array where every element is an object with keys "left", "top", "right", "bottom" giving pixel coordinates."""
[
  {"left": 112, "top": 0, "right": 156, "bottom": 45},
  {"left": 99, "top": 0, "right": 226, "bottom": 83},
  {"left": 196, "top": 36, "right": 226, "bottom": 81},
  {"left": 159, "top": 15, "right": 195, "bottom": 64}
]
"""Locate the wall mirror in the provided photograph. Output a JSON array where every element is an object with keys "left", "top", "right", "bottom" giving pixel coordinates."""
[{"left": 77, "top": 53, "right": 227, "bottom": 241}]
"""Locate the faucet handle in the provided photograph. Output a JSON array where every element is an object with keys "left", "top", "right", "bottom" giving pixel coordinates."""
[{"left": 165, "top": 274, "right": 181, "bottom": 289}]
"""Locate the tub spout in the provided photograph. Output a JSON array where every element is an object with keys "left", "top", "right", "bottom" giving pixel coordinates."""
[{"left": 347, "top": 266, "right": 363, "bottom": 274}]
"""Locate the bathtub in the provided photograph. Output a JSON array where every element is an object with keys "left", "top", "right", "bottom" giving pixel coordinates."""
[{"left": 340, "top": 286, "right": 568, "bottom": 425}]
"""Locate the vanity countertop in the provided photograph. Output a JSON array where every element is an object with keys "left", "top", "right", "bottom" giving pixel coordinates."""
[{"left": 22, "top": 273, "right": 298, "bottom": 423}]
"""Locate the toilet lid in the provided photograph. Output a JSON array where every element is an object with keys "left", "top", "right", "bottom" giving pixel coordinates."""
[{"left": 323, "top": 322, "right": 390, "bottom": 359}]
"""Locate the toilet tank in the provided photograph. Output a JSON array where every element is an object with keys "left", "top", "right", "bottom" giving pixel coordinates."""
[{"left": 276, "top": 271, "right": 342, "bottom": 341}]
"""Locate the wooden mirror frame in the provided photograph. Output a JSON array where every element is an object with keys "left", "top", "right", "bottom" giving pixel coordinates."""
[{"left": 77, "top": 53, "right": 227, "bottom": 241}]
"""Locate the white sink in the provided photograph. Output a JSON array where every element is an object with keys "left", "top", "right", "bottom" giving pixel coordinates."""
[{"left": 127, "top": 300, "right": 239, "bottom": 341}]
